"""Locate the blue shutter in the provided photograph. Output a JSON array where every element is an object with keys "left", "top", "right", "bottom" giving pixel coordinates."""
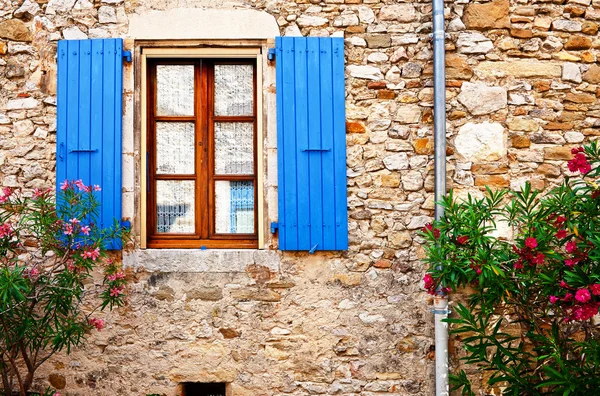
[
  {"left": 56, "top": 38, "right": 124, "bottom": 249},
  {"left": 275, "top": 37, "right": 348, "bottom": 251}
]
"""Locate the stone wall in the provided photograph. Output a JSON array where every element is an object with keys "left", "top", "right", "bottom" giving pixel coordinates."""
[{"left": 1, "top": 0, "right": 599, "bottom": 394}]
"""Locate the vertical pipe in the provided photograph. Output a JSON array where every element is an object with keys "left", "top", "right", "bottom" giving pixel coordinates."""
[{"left": 432, "top": 0, "right": 449, "bottom": 395}]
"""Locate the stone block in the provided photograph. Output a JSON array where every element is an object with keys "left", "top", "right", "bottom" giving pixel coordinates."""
[
  {"left": 458, "top": 82, "right": 507, "bottom": 116},
  {"left": 365, "top": 34, "right": 390, "bottom": 48},
  {"left": 476, "top": 61, "right": 562, "bottom": 78},
  {"left": 463, "top": 0, "right": 510, "bottom": 29},
  {"left": 0, "top": 19, "right": 32, "bottom": 41},
  {"left": 378, "top": 4, "right": 417, "bottom": 22},
  {"left": 455, "top": 122, "right": 506, "bottom": 162}
]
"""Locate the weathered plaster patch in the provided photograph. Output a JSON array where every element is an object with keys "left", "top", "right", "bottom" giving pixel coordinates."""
[{"left": 127, "top": 8, "right": 279, "bottom": 39}]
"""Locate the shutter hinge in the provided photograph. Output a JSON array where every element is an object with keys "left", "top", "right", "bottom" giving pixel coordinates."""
[
  {"left": 122, "top": 50, "right": 132, "bottom": 63},
  {"left": 267, "top": 48, "right": 276, "bottom": 61},
  {"left": 308, "top": 244, "right": 318, "bottom": 254},
  {"left": 270, "top": 222, "right": 278, "bottom": 234}
]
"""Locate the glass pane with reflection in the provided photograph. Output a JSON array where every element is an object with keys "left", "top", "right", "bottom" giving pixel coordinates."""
[
  {"left": 156, "top": 180, "right": 195, "bottom": 233},
  {"left": 215, "top": 181, "right": 254, "bottom": 234}
]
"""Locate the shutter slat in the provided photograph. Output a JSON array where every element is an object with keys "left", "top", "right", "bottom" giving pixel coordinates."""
[
  {"left": 332, "top": 39, "right": 349, "bottom": 249},
  {"left": 294, "top": 38, "right": 311, "bottom": 249},
  {"left": 307, "top": 38, "right": 324, "bottom": 250},
  {"left": 280, "top": 37, "right": 299, "bottom": 249},
  {"left": 90, "top": 39, "right": 104, "bottom": 217},
  {"left": 319, "top": 39, "right": 336, "bottom": 251},
  {"left": 66, "top": 41, "right": 80, "bottom": 182},
  {"left": 78, "top": 40, "right": 92, "bottom": 192},
  {"left": 276, "top": 37, "right": 348, "bottom": 251},
  {"left": 57, "top": 38, "right": 124, "bottom": 250}
]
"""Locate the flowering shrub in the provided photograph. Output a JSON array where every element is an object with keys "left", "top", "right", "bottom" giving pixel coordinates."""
[
  {"left": 422, "top": 142, "right": 600, "bottom": 395},
  {"left": 0, "top": 181, "right": 129, "bottom": 396}
]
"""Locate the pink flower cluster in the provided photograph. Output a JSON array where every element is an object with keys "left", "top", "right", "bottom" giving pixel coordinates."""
[
  {"left": 81, "top": 247, "right": 100, "bottom": 261},
  {"left": 60, "top": 179, "right": 102, "bottom": 193},
  {"left": 107, "top": 271, "right": 125, "bottom": 282},
  {"left": 513, "top": 237, "right": 545, "bottom": 269},
  {"left": 109, "top": 285, "right": 125, "bottom": 297},
  {"left": 423, "top": 273, "right": 450, "bottom": 295},
  {"left": 88, "top": 317, "right": 104, "bottom": 331},
  {"left": 563, "top": 238, "right": 587, "bottom": 269},
  {"left": 567, "top": 147, "right": 591, "bottom": 174},
  {"left": 0, "top": 222, "right": 13, "bottom": 238},
  {"left": 422, "top": 223, "right": 440, "bottom": 239},
  {"left": 0, "top": 187, "right": 13, "bottom": 204},
  {"left": 63, "top": 218, "right": 92, "bottom": 236},
  {"left": 550, "top": 284, "right": 600, "bottom": 321}
]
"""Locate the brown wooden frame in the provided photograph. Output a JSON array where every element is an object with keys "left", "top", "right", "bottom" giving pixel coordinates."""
[{"left": 146, "top": 58, "right": 258, "bottom": 249}]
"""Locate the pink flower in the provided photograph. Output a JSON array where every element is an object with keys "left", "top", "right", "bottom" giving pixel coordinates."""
[
  {"left": 88, "top": 318, "right": 104, "bottom": 331},
  {"left": 556, "top": 229, "right": 567, "bottom": 239},
  {"left": 525, "top": 237, "right": 538, "bottom": 249},
  {"left": 0, "top": 223, "right": 13, "bottom": 238},
  {"left": 33, "top": 188, "right": 44, "bottom": 198},
  {"left": 456, "top": 235, "right": 469, "bottom": 245},
  {"left": 60, "top": 180, "right": 70, "bottom": 191},
  {"left": 109, "top": 286, "right": 124, "bottom": 297},
  {"left": 53, "top": 393, "right": 61, "bottom": 396},
  {"left": 69, "top": 218, "right": 80, "bottom": 224},
  {"left": 555, "top": 215, "right": 567, "bottom": 225},
  {"left": 2, "top": 187, "right": 13, "bottom": 197},
  {"left": 108, "top": 271, "right": 125, "bottom": 282},
  {"left": 67, "top": 259, "right": 75, "bottom": 271},
  {"left": 591, "top": 284, "right": 600, "bottom": 296},
  {"left": 575, "top": 289, "right": 592, "bottom": 303},
  {"left": 513, "top": 259, "right": 524, "bottom": 270},
  {"left": 564, "top": 293, "right": 574, "bottom": 302},
  {"left": 422, "top": 224, "right": 441, "bottom": 239},
  {"left": 571, "top": 147, "right": 585, "bottom": 155},
  {"left": 566, "top": 241, "right": 577, "bottom": 253},
  {"left": 80, "top": 225, "right": 91, "bottom": 235},
  {"left": 560, "top": 280, "right": 570, "bottom": 288},
  {"left": 549, "top": 295, "right": 559, "bottom": 304},
  {"left": 565, "top": 258, "right": 577, "bottom": 269},
  {"left": 63, "top": 223, "right": 73, "bottom": 236},
  {"left": 93, "top": 185, "right": 101, "bottom": 191},
  {"left": 83, "top": 185, "right": 92, "bottom": 193},
  {"left": 568, "top": 152, "right": 591, "bottom": 174},
  {"left": 572, "top": 303, "right": 600, "bottom": 321},
  {"left": 74, "top": 179, "right": 85, "bottom": 190},
  {"left": 81, "top": 247, "right": 100, "bottom": 261},
  {"left": 532, "top": 252, "right": 545, "bottom": 265},
  {"left": 30, "top": 267, "right": 39, "bottom": 277}
]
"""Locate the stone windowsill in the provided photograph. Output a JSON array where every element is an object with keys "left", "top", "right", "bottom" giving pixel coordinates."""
[{"left": 123, "top": 249, "right": 280, "bottom": 273}]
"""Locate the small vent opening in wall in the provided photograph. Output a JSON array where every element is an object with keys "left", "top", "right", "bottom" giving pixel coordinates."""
[{"left": 182, "top": 382, "right": 226, "bottom": 396}]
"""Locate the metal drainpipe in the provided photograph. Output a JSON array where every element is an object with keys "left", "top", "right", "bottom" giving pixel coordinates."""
[{"left": 432, "top": 0, "right": 449, "bottom": 394}]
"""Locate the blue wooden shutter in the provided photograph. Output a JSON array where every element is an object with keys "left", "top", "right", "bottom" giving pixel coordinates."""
[
  {"left": 275, "top": 37, "right": 348, "bottom": 251},
  {"left": 56, "top": 38, "right": 124, "bottom": 249}
]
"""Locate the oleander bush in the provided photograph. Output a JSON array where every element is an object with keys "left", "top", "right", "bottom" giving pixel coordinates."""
[
  {"left": 0, "top": 180, "right": 129, "bottom": 396},
  {"left": 422, "top": 142, "right": 600, "bottom": 395}
]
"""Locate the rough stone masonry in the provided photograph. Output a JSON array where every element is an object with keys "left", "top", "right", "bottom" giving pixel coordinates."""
[{"left": 0, "top": 0, "right": 599, "bottom": 394}]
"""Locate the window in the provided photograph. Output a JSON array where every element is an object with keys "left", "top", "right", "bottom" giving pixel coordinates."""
[{"left": 146, "top": 58, "right": 258, "bottom": 248}]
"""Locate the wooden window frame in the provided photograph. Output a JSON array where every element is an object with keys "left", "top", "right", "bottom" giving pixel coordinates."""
[{"left": 145, "top": 57, "right": 259, "bottom": 249}]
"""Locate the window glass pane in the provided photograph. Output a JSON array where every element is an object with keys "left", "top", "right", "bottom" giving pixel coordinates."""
[
  {"left": 214, "top": 64, "right": 253, "bottom": 116},
  {"left": 215, "top": 181, "right": 254, "bottom": 234},
  {"left": 156, "top": 65, "right": 194, "bottom": 116},
  {"left": 214, "top": 122, "right": 253, "bottom": 174},
  {"left": 156, "top": 180, "right": 195, "bottom": 233},
  {"left": 156, "top": 122, "right": 195, "bottom": 174}
]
